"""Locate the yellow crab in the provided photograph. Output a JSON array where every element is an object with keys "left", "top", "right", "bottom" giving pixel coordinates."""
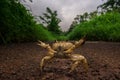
[{"left": 38, "top": 37, "right": 88, "bottom": 73}]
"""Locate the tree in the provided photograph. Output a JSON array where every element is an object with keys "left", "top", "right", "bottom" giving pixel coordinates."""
[
  {"left": 89, "top": 11, "right": 98, "bottom": 19},
  {"left": 67, "top": 21, "right": 77, "bottom": 33},
  {"left": 0, "top": 0, "right": 39, "bottom": 44},
  {"left": 97, "top": 0, "right": 120, "bottom": 13},
  {"left": 73, "top": 12, "right": 89, "bottom": 24},
  {"left": 83, "top": 12, "right": 89, "bottom": 21},
  {"left": 68, "top": 12, "right": 89, "bottom": 33},
  {"left": 39, "top": 7, "right": 62, "bottom": 34}
]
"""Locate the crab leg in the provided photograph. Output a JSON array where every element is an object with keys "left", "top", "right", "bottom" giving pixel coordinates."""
[
  {"left": 68, "top": 54, "right": 88, "bottom": 73},
  {"left": 40, "top": 50, "right": 55, "bottom": 72},
  {"left": 40, "top": 55, "right": 54, "bottom": 72},
  {"left": 38, "top": 41, "right": 57, "bottom": 72},
  {"left": 69, "top": 61, "right": 79, "bottom": 73},
  {"left": 82, "top": 57, "right": 88, "bottom": 72}
]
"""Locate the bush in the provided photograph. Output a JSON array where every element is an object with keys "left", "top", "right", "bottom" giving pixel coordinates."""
[
  {"left": 0, "top": 0, "right": 56, "bottom": 44},
  {"left": 67, "top": 12, "right": 120, "bottom": 42}
]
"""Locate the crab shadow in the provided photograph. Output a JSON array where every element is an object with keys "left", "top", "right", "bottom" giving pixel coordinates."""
[{"left": 40, "top": 67, "right": 88, "bottom": 80}]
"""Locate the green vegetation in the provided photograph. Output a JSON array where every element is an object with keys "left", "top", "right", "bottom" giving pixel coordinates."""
[
  {"left": 0, "top": 0, "right": 55, "bottom": 44},
  {"left": 67, "top": 0, "right": 120, "bottom": 41},
  {"left": 67, "top": 12, "right": 120, "bottom": 41},
  {"left": 33, "top": 24, "right": 56, "bottom": 41},
  {"left": 39, "top": 7, "right": 62, "bottom": 34}
]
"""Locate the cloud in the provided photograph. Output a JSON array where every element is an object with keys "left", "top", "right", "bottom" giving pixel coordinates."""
[{"left": 23, "top": 0, "right": 106, "bottom": 31}]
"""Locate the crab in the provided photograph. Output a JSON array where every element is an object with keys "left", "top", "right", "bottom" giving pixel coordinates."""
[{"left": 38, "top": 37, "right": 88, "bottom": 73}]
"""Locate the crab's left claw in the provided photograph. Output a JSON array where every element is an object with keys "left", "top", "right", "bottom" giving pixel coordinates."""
[{"left": 75, "top": 36, "right": 86, "bottom": 48}]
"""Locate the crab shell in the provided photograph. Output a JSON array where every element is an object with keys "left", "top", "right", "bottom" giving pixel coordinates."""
[{"left": 52, "top": 41, "right": 74, "bottom": 50}]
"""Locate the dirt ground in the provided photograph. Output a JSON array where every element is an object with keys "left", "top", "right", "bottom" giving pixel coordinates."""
[{"left": 0, "top": 41, "right": 120, "bottom": 80}]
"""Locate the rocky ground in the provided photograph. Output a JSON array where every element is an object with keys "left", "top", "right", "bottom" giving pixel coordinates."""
[{"left": 0, "top": 41, "right": 120, "bottom": 80}]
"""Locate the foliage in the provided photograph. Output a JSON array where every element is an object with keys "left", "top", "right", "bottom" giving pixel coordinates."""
[
  {"left": 67, "top": 0, "right": 120, "bottom": 42},
  {"left": 39, "top": 7, "right": 62, "bottom": 34},
  {"left": 33, "top": 24, "right": 56, "bottom": 41},
  {"left": 68, "top": 0, "right": 120, "bottom": 34},
  {"left": 67, "top": 12, "right": 120, "bottom": 42},
  {"left": 68, "top": 11, "right": 98, "bottom": 33},
  {"left": 0, "top": 0, "right": 55, "bottom": 44},
  {"left": 97, "top": 0, "right": 120, "bottom": 13}
]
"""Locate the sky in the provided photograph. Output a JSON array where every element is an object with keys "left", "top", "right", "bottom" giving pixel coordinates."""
[{"left": 22, "top": 0, "right": 106, "bottom": 31}]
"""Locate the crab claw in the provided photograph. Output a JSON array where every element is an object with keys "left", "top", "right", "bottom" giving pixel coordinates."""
[{"left": 37, "top": 40, "right": 48, "bottom": 48}]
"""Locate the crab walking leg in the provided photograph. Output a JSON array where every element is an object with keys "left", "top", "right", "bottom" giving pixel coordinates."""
[
  {"left": 38, "top": 41, "right": 57, "bottom": 72},
  {"left": 69, "top": 61, "right": 79, "bottom": 73},
  {"left": 69, "top": 54, "right": 88, "bottom": 72},
  {"left": 82, "top": 58, "right": 88, "bottom": 72},
  {"left": 40, "top": 55, "right": 54, "bottom": 72}
]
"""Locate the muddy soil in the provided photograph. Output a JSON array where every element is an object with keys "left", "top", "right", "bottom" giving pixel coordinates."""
[{"left": 0, "top": 42, "right": 120, "bottom": 80}]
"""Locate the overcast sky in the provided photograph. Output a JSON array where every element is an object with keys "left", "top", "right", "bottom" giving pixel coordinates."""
[{"left": 22, "top": 0, "right": 106, "bottom": 31}]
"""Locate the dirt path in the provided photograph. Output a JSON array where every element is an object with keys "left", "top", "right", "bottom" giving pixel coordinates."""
[{"left": 0, "top": 42, "right": 120, "bottom": 80}]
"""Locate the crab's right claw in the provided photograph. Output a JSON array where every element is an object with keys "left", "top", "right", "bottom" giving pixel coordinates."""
[
  {"left": 37, "top": 40, "right": 42, "bottom": 45},
  {"left": 37, "top": 40, "right": 47, "bottom": 48}
]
